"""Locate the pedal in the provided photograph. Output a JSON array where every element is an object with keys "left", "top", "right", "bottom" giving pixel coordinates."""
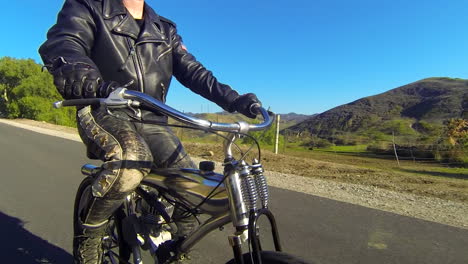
[{"left": 149, "top": 230, "right": 172, "bottom": 247}]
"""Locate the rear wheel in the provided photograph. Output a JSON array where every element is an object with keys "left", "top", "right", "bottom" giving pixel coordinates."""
[
  {"left": 73, "top": 177, "right": 131, "bottom": 264},
  {"left": 73, "top": 177, "right": 94, "bottom": 239},
  {"left": 225, "top": 251, "right": 313, "bottom": 264}
]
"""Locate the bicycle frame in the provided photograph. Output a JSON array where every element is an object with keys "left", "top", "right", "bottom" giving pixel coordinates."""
[
  {"left": 61, "top": 88, "right": 280, "bottom": 264},
  {"left": 118, "top": 136, "right": 281, "bottom": 264}
]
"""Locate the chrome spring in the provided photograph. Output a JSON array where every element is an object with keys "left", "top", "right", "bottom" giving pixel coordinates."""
[
  {"left": 251, "top": 160, "right": 269, "bottom": 208},
  {"left": 255, "top": 174, "right": 269, "bottom": 208},
  {"left": 240, "top": 173, "right": 259, "bottom": 211}
]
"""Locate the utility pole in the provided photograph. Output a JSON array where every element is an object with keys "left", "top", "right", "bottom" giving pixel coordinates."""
[{"left": 274, "top": 114, "right": 281, "bottom": 154}]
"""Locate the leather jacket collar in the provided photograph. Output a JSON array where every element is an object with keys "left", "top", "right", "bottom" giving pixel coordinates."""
[
  {"left": 102, "top": 0, "right": 127, "bottom": 19},
  {"left": 101, "top": 0, "right": 166, "bottom": 42}
]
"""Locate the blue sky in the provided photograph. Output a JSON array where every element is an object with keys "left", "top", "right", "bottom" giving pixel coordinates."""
[{"left": 3, "top": 0, "right": 468, "bottom": 114}]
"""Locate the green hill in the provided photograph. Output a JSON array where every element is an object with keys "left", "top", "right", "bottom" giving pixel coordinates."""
[{"left": 285, "top": 77, "right": 467, "bottom": 139}]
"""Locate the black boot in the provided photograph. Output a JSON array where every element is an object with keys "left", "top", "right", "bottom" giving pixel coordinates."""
[
  {"left": 73, "top": 220, "right": 108, "bottom": 264},
  {"left": 73, "top": 183, "right": 112, "bottom": 264}
]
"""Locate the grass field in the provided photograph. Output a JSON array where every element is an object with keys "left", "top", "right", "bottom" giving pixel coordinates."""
[
  {"left": 183, "top": 141, "right": 468, "bottom": 203},
  {"left": 316, "top": 144, "right": 369, "bottom": 153}
]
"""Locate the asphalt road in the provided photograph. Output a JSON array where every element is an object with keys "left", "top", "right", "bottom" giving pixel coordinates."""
[{"left": 0, "top": 122, "right": 467, "bottom": 264}]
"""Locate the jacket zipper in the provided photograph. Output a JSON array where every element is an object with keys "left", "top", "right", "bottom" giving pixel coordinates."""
[
  {"left": 123, "top": 39, "right": 169, "bottom": 93},
  {"left": 126, "top": 38, "right": 144, "bottom": 93},
  {"left": 157, "top": 47, "right": 172, "bottom": 61}
]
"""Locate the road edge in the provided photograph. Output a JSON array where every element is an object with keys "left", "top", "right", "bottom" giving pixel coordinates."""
[{"left": 1, "top": 118, "right": 466, "bottom": 230}]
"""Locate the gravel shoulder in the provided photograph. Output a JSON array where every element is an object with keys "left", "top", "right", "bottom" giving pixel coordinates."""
[{"left": 1, "top": 118, "right": 467, "bottom": 230}]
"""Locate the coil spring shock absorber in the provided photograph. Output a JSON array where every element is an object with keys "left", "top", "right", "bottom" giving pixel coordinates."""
[
  {"left": 239, "top": 161, "right": 259, "bottom": 211},
  {"left": 251, "top": 159, "right": 269, "bottom": 208}
]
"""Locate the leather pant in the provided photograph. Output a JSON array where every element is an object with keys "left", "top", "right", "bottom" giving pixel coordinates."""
[{"left": 76, "top": 106, "right": 196, "bottom": 226}]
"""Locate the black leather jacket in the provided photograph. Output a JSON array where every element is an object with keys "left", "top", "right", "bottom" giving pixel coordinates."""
[{"left": 39, "top": 0, "right": 239, "bottom": 111}]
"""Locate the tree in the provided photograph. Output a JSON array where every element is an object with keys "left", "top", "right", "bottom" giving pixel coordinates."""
[
  {"left": 0, "top": 57, "right": 42, "bottom": 103},
  {"left": 242, "top": 119, "right": 284, "bottom": 147},
  {"left": 433, "top": 118, "right": 468, "bottom": 165},
  {"left": 0, "top": 57, "right": 76, "bottom": 127},
  {"left": 446, "top": 118, "right": 468, "bottom": 147}
]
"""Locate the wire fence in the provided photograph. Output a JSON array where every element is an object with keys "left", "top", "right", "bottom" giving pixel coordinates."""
[{"left": 279, "top": 136, "right": 467, "bottom": 167}]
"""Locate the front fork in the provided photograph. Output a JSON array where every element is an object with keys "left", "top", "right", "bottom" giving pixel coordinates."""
[
  {"left": 248, "top": 209, "right": 283, "bottom": 263},
  {"left": 224, "top": 160, "right": 249, "bottom": 264},
  {"left": 223, "top": 158, "right": 282, "bottom": 264}
]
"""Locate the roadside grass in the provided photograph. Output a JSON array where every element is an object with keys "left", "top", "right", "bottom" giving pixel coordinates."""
[
  {"left": 183, "top": 140, "right": 468, "bottom": 203},
  {"left": 316, "top": 144, "right": 369, "bottom": 153}
]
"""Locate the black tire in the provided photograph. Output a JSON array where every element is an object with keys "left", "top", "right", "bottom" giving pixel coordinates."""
[
  {"left": 73, "top": 177, "right": 94, "bottom": 253},
  {"left": 225, "top": 251, "right": 313, "bottom": 264},
  {"left": 73, "top": 177, "right": 131, "bottom": 264}
]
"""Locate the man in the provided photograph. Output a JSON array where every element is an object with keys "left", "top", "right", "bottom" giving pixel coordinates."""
[{"left": 39, "top": 0, "right": 261, "bottom": 263}]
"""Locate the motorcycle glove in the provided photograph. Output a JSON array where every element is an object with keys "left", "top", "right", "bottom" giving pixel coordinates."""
[
  {"left": 50, "top": 57, "right": 102, "bottom": 99},
  {"left": 229, "top": 93, "right": 262, "bottom": 119}
]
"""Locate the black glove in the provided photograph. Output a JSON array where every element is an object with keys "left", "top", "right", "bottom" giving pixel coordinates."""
[
  {"left": 50, "top": 58, "right": 102, "bottom": 99},
  {"left": 230, "top": 93, "right": 261, "bottom": 119},
  {"left": 97, "top": 81, "right": 120, "bottom": 98}
]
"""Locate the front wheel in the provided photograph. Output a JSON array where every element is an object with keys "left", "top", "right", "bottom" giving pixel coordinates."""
[{"left": 226, "top": 251, "right": 313, "bottom": 264}]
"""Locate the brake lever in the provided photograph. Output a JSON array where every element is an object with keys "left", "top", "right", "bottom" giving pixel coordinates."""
[
  {"left": 103, "top": 88, "right": 128, "bottom": 105},
  {"left": 103, "top": 88, "right": 142, "bottom": 120}
]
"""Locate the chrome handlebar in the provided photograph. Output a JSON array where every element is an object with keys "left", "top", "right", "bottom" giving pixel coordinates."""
[{"left": 53, "top": 88, "right": 274, "bottom": 133}]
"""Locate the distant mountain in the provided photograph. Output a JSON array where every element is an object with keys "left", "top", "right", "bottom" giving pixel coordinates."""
[
  {"left": 185, "top": 111, "right": 314, "bottom": 129},
  {"left": 285, "top": 77, "right": 468, "bottom": 137},
  {"left": 279, "top": 113, "right": 315, "bottom": 123},
  {"left": 170, "top": 111, "right": 314, "bottom": 142},
  {"left": 277, "top": 113, "right": 316, "bottom": 129}
]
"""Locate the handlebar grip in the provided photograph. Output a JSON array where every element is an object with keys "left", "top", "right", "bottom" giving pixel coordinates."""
[
  {"left": 249, "top": 103, "right": 262, "bottom": 116},
  {"left": 53, "top": 98, "right": 102, "bottom": 108}
]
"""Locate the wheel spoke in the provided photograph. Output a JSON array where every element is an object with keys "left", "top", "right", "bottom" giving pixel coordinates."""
[
  {"left": 106, "top": 250, "right": 133, "bottom": 264},
  {"left": 102, "top": 217, "right": 133, "bottom": 264}
]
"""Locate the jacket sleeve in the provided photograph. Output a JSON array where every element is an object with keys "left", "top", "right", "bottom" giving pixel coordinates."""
[
  {"left": 170, "top": 26, "right": 239, "bottom": 112},
  {"left": 39, "top": 0, "right": 98, "bottom": 68}
]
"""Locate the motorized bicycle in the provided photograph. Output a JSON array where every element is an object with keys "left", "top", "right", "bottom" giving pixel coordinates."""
[{"left": 54, "top": 88, "right": 310, "bottom": 264}]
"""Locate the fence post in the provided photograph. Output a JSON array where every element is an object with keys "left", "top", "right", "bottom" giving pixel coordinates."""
[
  {"left": 274, "top": 114, "right": 280, "bottom": 154},
  {"left": 392, "top": 131, "right": 400, "bottom": 166}
]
